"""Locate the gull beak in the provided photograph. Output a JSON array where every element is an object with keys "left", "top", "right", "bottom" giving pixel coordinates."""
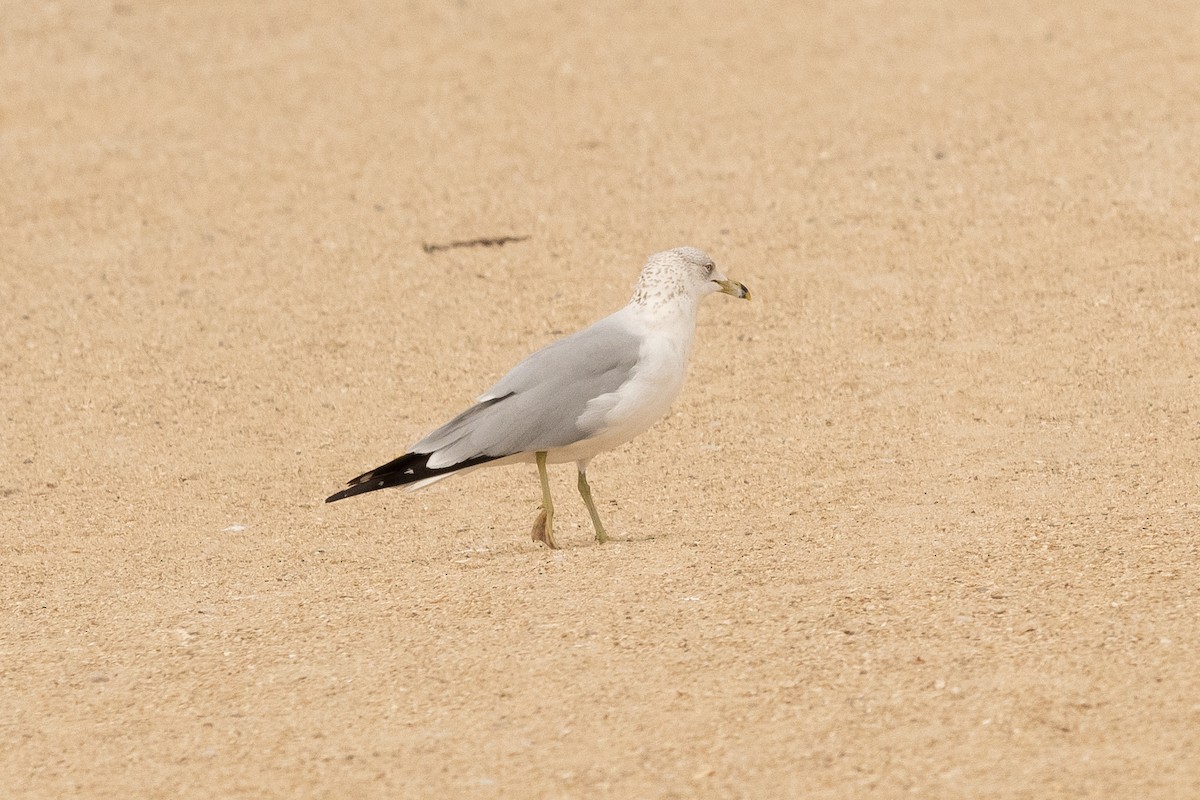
[{"left": 714, "top": 278, "right": 752, "bottom": 300}]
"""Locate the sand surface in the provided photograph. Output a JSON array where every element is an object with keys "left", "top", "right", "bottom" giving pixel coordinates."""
[{"left": 3, "top": 1, "right": 1199, "bottom": 797}]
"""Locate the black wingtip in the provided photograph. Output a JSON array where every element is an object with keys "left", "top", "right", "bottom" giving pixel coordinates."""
[
  {"left": 324, "top": 451, "right": 502, "bottom": 504},
  {"left": 325, "top": 476, "right": 391, "bottom": 504}
]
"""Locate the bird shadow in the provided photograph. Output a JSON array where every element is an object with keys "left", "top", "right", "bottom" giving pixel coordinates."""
[{"left": 449, "top": 528, "right": 660, "bottom": 567}]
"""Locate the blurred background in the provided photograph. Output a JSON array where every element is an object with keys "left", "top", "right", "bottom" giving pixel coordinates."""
[{"left": 3, "top": 1, "right": 1198, "bottom": 796}]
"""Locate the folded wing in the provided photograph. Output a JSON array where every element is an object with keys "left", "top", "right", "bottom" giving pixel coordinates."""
[{"left": 326, "top": 312, "right": 642, "bottom": 503}]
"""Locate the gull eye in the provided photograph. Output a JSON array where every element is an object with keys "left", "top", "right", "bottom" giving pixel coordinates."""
[{"left": 705, "top": 263, "right": 715, "bottom": 277}]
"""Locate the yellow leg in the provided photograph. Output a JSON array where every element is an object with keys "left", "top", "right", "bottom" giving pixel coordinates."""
[
  {"left": 577, "top": 470, "right": 609, "bottom": 544},
  {"left": 530, "top": 451, "right": 559, "bottom": 549}
]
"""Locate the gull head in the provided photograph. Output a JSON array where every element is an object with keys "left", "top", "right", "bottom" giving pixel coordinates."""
[{"left": 631, "top": 247, "right": 751, "bottom": 310}]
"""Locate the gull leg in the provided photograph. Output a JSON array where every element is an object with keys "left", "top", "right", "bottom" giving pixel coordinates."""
[
  {"left": 531, "top": 451, "right": 559, "bottom": 549},
  {"left": 576, "top": 464, "right": 609, "bottom": 544}
]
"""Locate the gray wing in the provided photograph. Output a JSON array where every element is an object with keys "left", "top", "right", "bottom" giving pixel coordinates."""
[{"left": 413, "top": 312, "right": 642, "bottom": 469}]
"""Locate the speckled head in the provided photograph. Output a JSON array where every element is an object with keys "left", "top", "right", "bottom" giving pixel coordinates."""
[{"left": 630, "top": 247, "right": 751, "bottom": 309}]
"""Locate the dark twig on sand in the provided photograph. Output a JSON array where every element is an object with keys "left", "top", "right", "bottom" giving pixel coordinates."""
[{"left": 422, "top": 235, "right": 530, "bottom": 254}]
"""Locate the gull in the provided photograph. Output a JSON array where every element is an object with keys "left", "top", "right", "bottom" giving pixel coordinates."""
[{"left": 325, "top": 246, "right": 751, "bottom": 548}]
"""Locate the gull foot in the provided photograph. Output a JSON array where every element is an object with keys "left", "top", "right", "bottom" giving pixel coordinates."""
[{"left": 530, "top": 508, "right": 559, "bottom": 549}]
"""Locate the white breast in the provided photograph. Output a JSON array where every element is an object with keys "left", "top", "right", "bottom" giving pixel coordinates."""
[
  {"left": 567, "top": 310, "right": 693, "bottom": 457},
  {"left": 603, "top": 330, "right": 689, "bottom": 433}
]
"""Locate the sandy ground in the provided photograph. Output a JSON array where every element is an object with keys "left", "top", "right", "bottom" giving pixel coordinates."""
[{"left": 3, "top": 1, "right": 1199, "bottom": 797}]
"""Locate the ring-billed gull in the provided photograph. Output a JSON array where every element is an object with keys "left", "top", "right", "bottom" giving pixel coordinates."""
[{"left": 326, "top": 246, "right": 750, "bottom": 548}]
